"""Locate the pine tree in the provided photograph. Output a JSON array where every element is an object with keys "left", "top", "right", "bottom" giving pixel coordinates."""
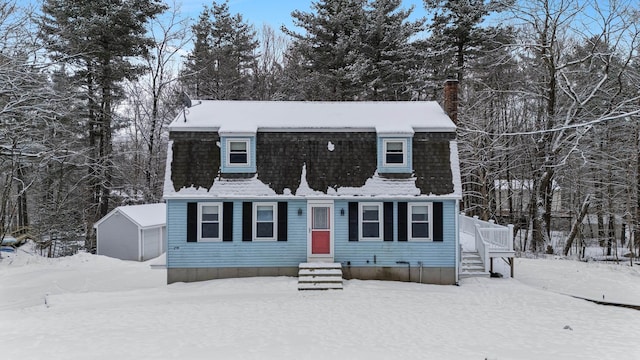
[
  {"left": 354, "top": 0, "right": 424, "bottom": 100},
  {"left": 284, "top": 0, "right": 367, "bottom": 101},
  {"left": 423, "top": 0, "right": 513, "bottom": 82},
  {"left": 40, "top": 0, "right": 166, "bottom": 250},
  {"left": 182, "top": 1, "right": 258, "bottom": 100}
]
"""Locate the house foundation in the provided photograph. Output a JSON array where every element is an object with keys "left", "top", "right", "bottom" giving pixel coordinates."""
[{"left": 168, "top": 266, "right": 456, "bottom": 285}]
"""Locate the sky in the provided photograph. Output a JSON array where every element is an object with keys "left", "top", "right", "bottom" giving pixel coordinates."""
[{"left": 180, "top": 0, "right": 429, "bottom": 32}]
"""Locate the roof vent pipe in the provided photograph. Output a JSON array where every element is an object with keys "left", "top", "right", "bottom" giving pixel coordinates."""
[{"left": 444, "top": 77, "right": 459, "bottom": 125}]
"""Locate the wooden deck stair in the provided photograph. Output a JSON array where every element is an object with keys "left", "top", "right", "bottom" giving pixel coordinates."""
[
  {"left": 459, "top": 251, "right": 490, "bottom": 279},
  {"left": 298, "top": 263, "right": 343, "bottom": 290}
]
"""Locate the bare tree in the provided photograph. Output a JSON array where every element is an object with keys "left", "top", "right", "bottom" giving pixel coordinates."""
[
  {"left": 123, "top": 2, "right": 189, "bottom": 201},
  {"left": 509, "top": 0, "right": 640, "bottom": 252}
]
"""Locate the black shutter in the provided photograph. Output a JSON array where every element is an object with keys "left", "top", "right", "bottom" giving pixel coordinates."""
[
  {"left": 433, "top": 202, "right": 443, "bottom": 241},
  {"left": 383, "top": 202, "right": 393, "bottom": 241},
  {"left": 397, "top": 202, "right": 407, "bottom": 241},
  {"left": 242, "top": 202, "right": 252, "bottom": 241},
  {"left": 187, "top": 202, "right": 197, "bottom": 242},
  {"left": 223, "top": 202, "right": 233, "bottom": 241},
  {"left": 277, "top": 202, "right": 288, "bottom": 241},
  {"left": 348, "top": 202, "right": 358, "bottom": 241}
]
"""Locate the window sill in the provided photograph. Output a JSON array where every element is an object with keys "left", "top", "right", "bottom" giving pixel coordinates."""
[{"left": 197, "top": 238, "right": 223, "bottom": 243}]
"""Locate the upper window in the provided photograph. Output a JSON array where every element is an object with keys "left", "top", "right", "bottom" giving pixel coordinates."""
[
  {"left": 198, "top": 202, "right": 222, "bottom": 242},
  {"left": 383, "top": 139, "right": 406, "bottom": 166},
  {"left": 359, "top": 203, "right": 383, "bottom": 241},
  {"left": 227, "top": 139, "right": 249, "bottom": 166},
  {"left": 409, "top": 203, "right": 432, "bottom": 241},
  {"left": 253, "top": 202, "right": 277, "bottom": 241}
]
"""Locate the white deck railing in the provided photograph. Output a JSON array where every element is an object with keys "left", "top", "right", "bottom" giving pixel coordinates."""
[
  {"left": 460, "top": 213, "right": 514, "bottom": 254},
  {"left": 475, "top": 224, "right": 490, "bottom": 272}
]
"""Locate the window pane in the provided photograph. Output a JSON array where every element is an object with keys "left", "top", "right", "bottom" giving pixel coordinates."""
[
  {"left": 202, "top": 214, "right": 219, "bottom": 222},
  {"left": 229, "top": 153, "right": 247, "bottom": 164},
  {"left": 230, "top": 141, "right": 247, "bottom": 151},
  {"left": 362, "top": 223, "right": 380, "bottom": 238},
  {"left": 257, "top": 222, "right": 274, "bottom": 237},
  {"left": 202, "top": 206, "right": 219, "bottom": 221},
  {"left": 386, "top": 142, "right": 403, "bottom": 151},
  {"left": 202, "top": 223, "right": 219, "bottom": 238},
  {"left": 257, "top": 206, "right": 274, "bottom": 221},
  {"left": 412, "top": 206, "right": 428, "bottom": 221},
  {"left": 313, "top": 207, "right": 329, "bottom": 229},
  {"left": 412, "top": 223, "right": 429, "bottom": 238},
  {"left": 362, "top": 206, "right": 379, "bottom": 221},
  {"left": 386, "top": 153, "right": 404, "bottom": 164}
]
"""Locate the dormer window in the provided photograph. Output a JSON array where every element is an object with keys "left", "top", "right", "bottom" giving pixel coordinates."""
[
  {"left": 227, "top": 139, "right": 249, "bottom": 166},
  {"left": 384, "top": 139, "right": 406, "bottom": 166}
]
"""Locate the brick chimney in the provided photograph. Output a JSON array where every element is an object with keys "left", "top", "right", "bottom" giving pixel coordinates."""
[{"left": 444, "top": 77, "right": 459, "bottom": 124}]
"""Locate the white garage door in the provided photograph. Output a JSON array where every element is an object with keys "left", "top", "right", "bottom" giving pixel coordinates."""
[{"left": 142, "top": 228, "right": 161, "bottom": 261}]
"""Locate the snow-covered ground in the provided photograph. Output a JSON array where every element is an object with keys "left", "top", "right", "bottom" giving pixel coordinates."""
[{"left": 2, "top": 243, "right": 640, "bottom": 360}]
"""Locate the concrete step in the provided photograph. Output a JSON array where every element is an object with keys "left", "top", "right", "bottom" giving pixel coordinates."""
[
  {"left": 298, "top": 262, "right": 343, "bottom": 290},
  {"left": 298, "top": 282, "right": 344, "bottom": 290},
  {"left": 298, "top": 268, "right": 343, "bottom": 276},
  {"left": 298, "top": 275, "right": 344, "bottom": 282}
]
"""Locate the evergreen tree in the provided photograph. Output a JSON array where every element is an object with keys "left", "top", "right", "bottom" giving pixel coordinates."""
[
  {"left": 423, "top": 0, "right": 513, "bottom": 82},
  {"left": 354, "top": 0, "right": 424, "bottom": 100},
  {"left": 284, "top": 0, "right": 367, "bottom": 101},
  {"left": 184, "top": 7, "right": 215, "bottom": 98},
  {"left": 40, "top": 0, "right": 166, "bottom": 250},
  {"left": 182, "top": 1, "right": 258, "bottom": 100}
]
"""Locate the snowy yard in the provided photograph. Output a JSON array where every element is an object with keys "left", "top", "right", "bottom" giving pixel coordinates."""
[{"left": 1, "top": 244, "right": 640, "bottom": 360}]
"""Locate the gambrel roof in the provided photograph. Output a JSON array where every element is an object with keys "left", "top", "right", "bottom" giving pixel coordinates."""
[{"left": 164, "top": 101, "right": 461, "bottom": 200}]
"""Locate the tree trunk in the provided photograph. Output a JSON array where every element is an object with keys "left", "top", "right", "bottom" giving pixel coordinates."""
[
  {"left": 531, "top": 169, "right": 554, "bottom": 252},
  {"left": 16, "top": 164, "right": 28, "bottom": 230},
  {"left": 564, "top": 194, "right": 590, "bottom": 256}
]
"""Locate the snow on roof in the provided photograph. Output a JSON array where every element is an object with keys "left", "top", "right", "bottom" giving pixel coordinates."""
[
  {"left": 449, "top": 141, "right": 462, "bottom": 197},
  {"left": 169, "top": 101, "right": 456, "bottom": 133},
  {"left": 95, "top": 203, "right": 166, "bottom": 229}
]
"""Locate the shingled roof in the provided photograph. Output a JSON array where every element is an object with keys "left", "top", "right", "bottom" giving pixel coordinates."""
[{"left": 163, "top": 101, "right": 461, "bottom": 199}]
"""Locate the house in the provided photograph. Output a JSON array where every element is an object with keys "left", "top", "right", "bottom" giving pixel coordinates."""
[
  {"left": 163, "top": 97, "right": 462, "bottom": 286},
  {"left": 94, "top": 203, "right": 166, "bottom": 261},
  {"left": 494, "top": 179, "right": 562, "bottom": 216}
]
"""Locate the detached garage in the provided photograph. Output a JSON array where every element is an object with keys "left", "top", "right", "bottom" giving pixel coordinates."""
[{"left": 95, "top": 203, "right": 166, "bottom": 261}]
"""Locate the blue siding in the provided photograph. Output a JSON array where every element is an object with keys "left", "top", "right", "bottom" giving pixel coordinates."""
[
  {"left": 168, "top": 198, "right": 457, "bottom": 269},
  {"left": 167, "top": 199, "right": 306, "bottom": 268},
  {"left": 334, "top": 200, "right": 456, "bottom": 267},
  {"left": 220, "top": 136, "right": 256, "bottom": 173},
  {"left": 377, "top": 137, "right": 413, "bottom": 173}
]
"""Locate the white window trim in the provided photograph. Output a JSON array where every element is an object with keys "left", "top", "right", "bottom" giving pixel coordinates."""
[
  {"left": 408, "top": 202, "right": 433, "bottom": 242},
  {"left": 253, "top": 202, "right": 277, "bottom": 241},
  {"left": 382, "top": 139, "right": 407, "bottom": 167},
  {"left": 198, "top": 202, "right": 222, "bottom": 242},
  {"left": 359, "top": 202, "right": 383, "bottom": 241},
  {"left": 226, "top": 138, "right": 250, "bottom": 167}
]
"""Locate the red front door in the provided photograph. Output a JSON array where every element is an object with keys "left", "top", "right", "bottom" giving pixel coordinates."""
[{"left": 311, "top": 206, "right": 330, "bottom": 255}]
